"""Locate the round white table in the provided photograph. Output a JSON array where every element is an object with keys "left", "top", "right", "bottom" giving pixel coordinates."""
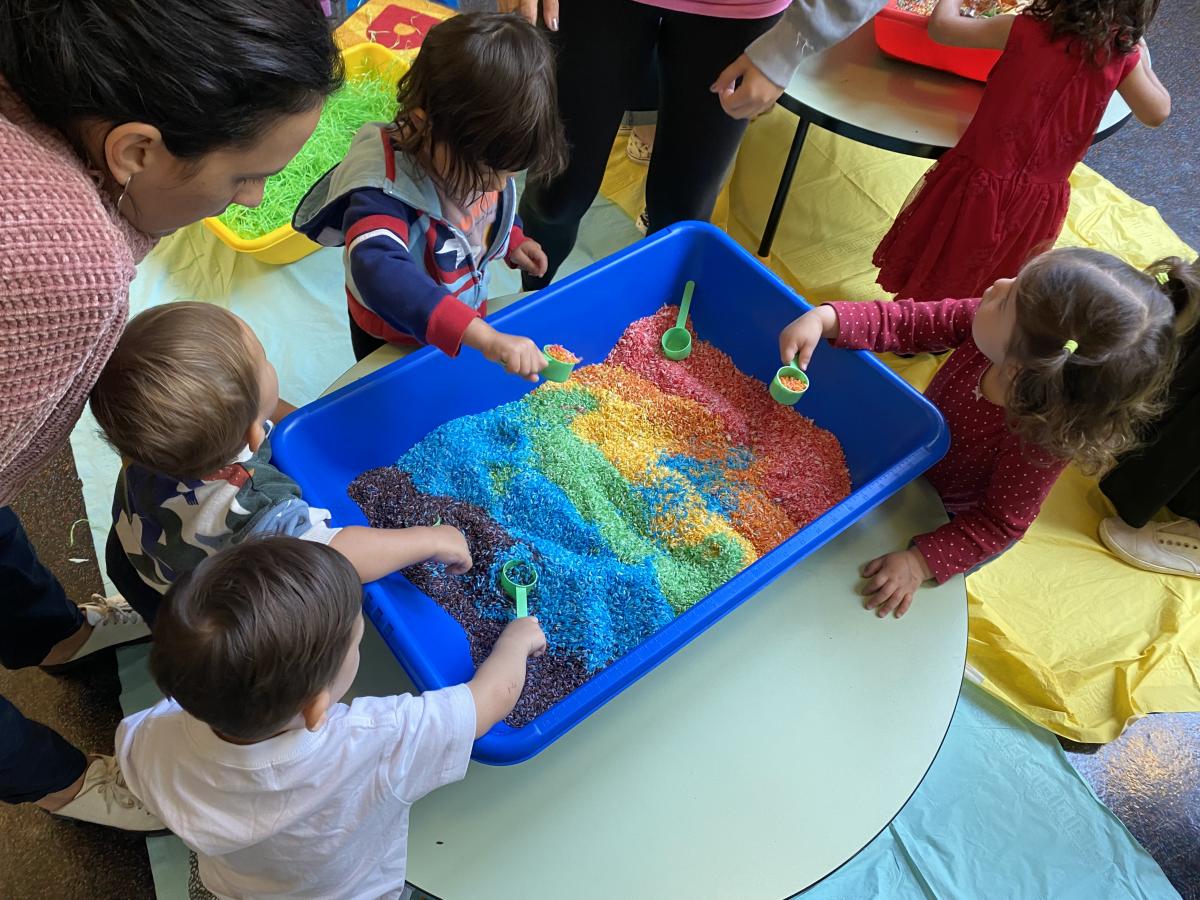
[
  {"left": 756, "top": 20, "right": 1133, "bottom": 256},
  {"left": 326, "top": 340, "right": 968, "bottom": 898}
]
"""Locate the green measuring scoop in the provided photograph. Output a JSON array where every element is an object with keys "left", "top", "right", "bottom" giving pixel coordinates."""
[
  {"left": 541, "top": 345, "right": 579, "bottom": 383},
  {"left": 499, "top": 559, "right": 539, "bottom": 618},
  {"left": 660, "top": 280, "right": 696, "bottom": 361},
  {"left": 770, "top": 360, "right": 811, "bottom": 405}
]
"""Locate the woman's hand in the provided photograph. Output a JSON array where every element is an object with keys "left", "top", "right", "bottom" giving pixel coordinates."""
[
  {"left": 860, "top": 548, "right": 933, "bottom": 619},
  {"left": 498, "top": 0, "right": 559, "bottom": 31},
  {"left": 710, "top": 54, "right": 785, "bottom": 120},
  {"left": 509, "top": 239, "right": 549, "bottom": 278},
  {"left": 778, "top": 305, "right": 839, "bottom": 370}
]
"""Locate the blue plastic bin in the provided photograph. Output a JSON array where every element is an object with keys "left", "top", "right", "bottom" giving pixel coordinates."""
[{"left": 271, "top": 223, "right": 948, "bottom": 764}]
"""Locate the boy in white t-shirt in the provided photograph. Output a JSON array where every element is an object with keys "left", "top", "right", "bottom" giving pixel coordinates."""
[{"left": 115, "top": 536, "right": 546, "bottom": 900}]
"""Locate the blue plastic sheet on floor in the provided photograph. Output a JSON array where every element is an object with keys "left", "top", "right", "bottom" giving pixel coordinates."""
[{"left": 114, "top": 625, "right": 1178, "bottom": 900}]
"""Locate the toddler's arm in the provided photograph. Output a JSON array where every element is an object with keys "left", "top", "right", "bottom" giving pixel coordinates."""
[
  {"left": 504, "top": 215, "right": 547, "bottom": 277},
  {"left": 911, "top": 438, "right": 1065, "bottom": 584},
  {"left": 342, "top": 191, "right": 481, "bottom": 356},
  {"left": 330, "top": 524, "right": 472, "bottom": 584},
  {"left": 779, "top": 298, "right": 978, "bottom": 365},
  {"left": 461, "top": 318, "right": 547, "bottom": 382},
  {"left": 467, "top": 617, "right": 547, "bottom": 738},
  {"left": 1118, "top": 42, "right": 1170, "bottom": 128},
  {"left": 927, "top": 0, "right": 1015, "bottom": 49}
]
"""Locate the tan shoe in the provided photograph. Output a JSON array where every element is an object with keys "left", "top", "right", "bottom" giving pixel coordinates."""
[
  {"left": 626, "top": 131, "right": 653, "bottom": 165},
  {"left": 41, "top": 594, "right": 151, "bottom": 673},
  {"left": 52, "top": 756, "right": 166, "bottom": 833},
  {"left": 1099, "top": 517, "right": 1200, "bottom": 578}
]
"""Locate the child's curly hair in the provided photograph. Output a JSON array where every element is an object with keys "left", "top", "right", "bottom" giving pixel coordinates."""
[
  {"left": 390, "top": 12, "right": 567, "bottom": 201},
  {"left": 1025, "top": 0, "right": 1159, "bottom": 61},
  {"left": 1005, "top": 247, "right": 1198, "bottom": 474}
]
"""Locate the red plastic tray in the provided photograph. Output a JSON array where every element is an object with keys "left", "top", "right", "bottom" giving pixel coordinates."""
[{"left": 873, "top": 1, "right": 1001, "bottom": 82}]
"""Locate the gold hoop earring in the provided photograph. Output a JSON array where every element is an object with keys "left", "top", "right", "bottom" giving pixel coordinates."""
[{"left": 116, "top": 174, "right": 133, "bottom": 215}]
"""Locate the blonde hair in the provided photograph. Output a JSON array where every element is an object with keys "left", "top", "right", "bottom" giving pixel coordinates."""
[
  {"left": 91, "top": 302, "right": 261, "bottom": 479},
  {"left": 1005, "top": 248, "right": 1198, "bottom": 474}
]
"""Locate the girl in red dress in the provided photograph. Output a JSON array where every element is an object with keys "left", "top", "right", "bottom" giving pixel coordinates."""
[
  {"left": 779, "top": 247, "right": 1198, "bottom": 618},
  {"left": 872, "top": 0, "right": 1172, "bottom": 302}
]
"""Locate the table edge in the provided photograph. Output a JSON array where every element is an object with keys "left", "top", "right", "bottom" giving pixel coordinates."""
[{"left": 778, "top": 93, "right": 1132, "bottom": 161}]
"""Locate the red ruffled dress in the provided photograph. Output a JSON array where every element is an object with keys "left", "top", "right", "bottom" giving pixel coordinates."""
[{"left": 872, "top": 15, "right": 1140, "bottom": 302}]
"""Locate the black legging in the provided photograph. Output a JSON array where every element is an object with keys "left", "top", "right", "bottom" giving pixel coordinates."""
[
  {"left": 1102, "top": 333, "right": 1200, "bottom": 527},
  {"left": 519, "top": 0, "right": 781, "bottom": 288}
]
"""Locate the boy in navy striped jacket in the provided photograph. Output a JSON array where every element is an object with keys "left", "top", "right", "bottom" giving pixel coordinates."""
[{"left": 294, "top": 13, "right": 567, "bottom": 376}]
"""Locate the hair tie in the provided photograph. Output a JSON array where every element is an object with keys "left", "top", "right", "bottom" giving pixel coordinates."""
[
  {"left": 1062, "top": 339, "right": 1079, "bottom": 354},
  {"left": 1156, "top": 270, "right": 1171, "bottom": 285}
]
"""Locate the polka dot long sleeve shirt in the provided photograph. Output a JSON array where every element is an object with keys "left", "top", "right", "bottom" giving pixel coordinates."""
[{"left": 827, "top": 298, "right": 1066, "bottom": 583}]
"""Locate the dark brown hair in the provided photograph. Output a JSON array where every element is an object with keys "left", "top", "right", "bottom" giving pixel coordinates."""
[
  {"left": 90, "top": 302, "right": 261, "bottom": 479},
  {"left": 1025, "top": 0, "right": 1159, "bottom": 61},
  {"left": 0, "top": 0, "right": 342, "bottom": 159},
  {"left": 151, "top": 536, "right": 362, "bottom": 742},
  {"left": 1005, "top": 247, "right": 1198, "bottom": 473},
  {"left": 390, "top": 12, "right": 567, "bottom": 201}
]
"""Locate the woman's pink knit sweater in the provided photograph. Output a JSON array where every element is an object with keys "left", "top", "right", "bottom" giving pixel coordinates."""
[{"left": 0, "top": 81, "right": 154, "bottom": 506}]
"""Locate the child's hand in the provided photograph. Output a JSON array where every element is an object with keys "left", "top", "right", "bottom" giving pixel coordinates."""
[
  {"left": 779, "top": 306, "right": 839, "bottom": 370},
  {"left": 429, "top": 525, "right": 473, "bottom": 575},
  {"left": 462, "top": 319, "right": 546, "bottom": 382},
  {"left": 485, "top": 331, "right": 546, "bottom": 382},
  {"left": 510, "top": 239, "right": 549, "bottom": 278},
  {"left": 498, "top": 615, "right": 547, "bottom": 658},
  {"left": 860, "top": 547, "right": 932, "bottom": 619}
]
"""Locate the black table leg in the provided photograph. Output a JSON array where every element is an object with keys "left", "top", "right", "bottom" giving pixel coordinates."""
[{"left": 757, "top": 116, "right": 810, "bottom": 258}]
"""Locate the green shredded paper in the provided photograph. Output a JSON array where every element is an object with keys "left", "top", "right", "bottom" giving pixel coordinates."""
[{"left": 217, "top": 71, "right": 399, "bottom": 241}]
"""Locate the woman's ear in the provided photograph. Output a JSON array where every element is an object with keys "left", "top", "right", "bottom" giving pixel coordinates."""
[
  {"left": 103, "top": 122, "right": 165, "bottom": 186},
  {"left": 301, "top": 690, "right": 333, "bottom": 732}
]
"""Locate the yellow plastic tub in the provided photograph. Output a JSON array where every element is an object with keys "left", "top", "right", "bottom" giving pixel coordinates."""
[{"left": 203, "top": 42, "right": 408, "bottom": 266}]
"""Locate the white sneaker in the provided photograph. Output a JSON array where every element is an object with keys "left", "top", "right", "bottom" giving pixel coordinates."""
[
  {"left": 52, "top": 756, "right": 166, "bottom": 833},
  {"left": 1099, "top": 517, "right": 1200, "bottom": 578},
  {"left": 43, "top": 594, "right": 151, "bottom": 672},
  {"left": 626, "top": 131, "right": 653, "bottom": 165}
]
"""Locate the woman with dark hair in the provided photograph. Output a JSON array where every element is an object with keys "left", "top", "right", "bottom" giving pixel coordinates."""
[{"left": 0, "top": 0, "right": 341, "bottom": 830}]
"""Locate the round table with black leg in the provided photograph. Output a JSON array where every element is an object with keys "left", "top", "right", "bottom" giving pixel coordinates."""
[{"left": 756, "top": 20, "right": 1132, "bottom": 257}]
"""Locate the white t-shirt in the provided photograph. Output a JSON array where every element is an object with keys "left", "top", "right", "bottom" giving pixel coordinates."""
[{"left": 116, "top": 687, "right": 475, "bottom": 900}]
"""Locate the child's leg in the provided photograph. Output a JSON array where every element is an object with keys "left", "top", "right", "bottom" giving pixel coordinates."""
[
  {"left": 517, "top": 0, "right": 661, "bottom": 289},
  {"left": 104, "top": 529, "right": 164, "bottom": 627},
  {"left": 643, "top": 9, "right": 781, "bottom": 233},
  {"left": 347, "top": 310, "right": 388, "bottom": 362}
]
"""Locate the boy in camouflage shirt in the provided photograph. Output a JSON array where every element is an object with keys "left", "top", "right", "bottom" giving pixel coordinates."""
[{"left": 91, "top": 302, "right": 472, "bottom": 624}]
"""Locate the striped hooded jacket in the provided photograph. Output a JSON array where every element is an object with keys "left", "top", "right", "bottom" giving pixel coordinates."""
[{"left": 293, "top": 123, "right": 527, "bottom": 354}]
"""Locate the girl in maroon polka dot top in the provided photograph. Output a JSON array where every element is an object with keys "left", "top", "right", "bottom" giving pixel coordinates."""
[{"left": 779, "top": 247, "right": 1198, "bottom": 618}]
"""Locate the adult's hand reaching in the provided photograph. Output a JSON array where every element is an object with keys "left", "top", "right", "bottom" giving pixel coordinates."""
[
  {"left": 498, "top": 0, "right": 560, "bottom": 31},
  {"left": 710, "top": 53, "right": 786, "bottom": 119}
]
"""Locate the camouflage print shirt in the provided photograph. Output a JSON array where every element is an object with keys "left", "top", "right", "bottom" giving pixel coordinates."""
[{"left": 112, "top": 438, "right": 340, "bottom": 594}]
